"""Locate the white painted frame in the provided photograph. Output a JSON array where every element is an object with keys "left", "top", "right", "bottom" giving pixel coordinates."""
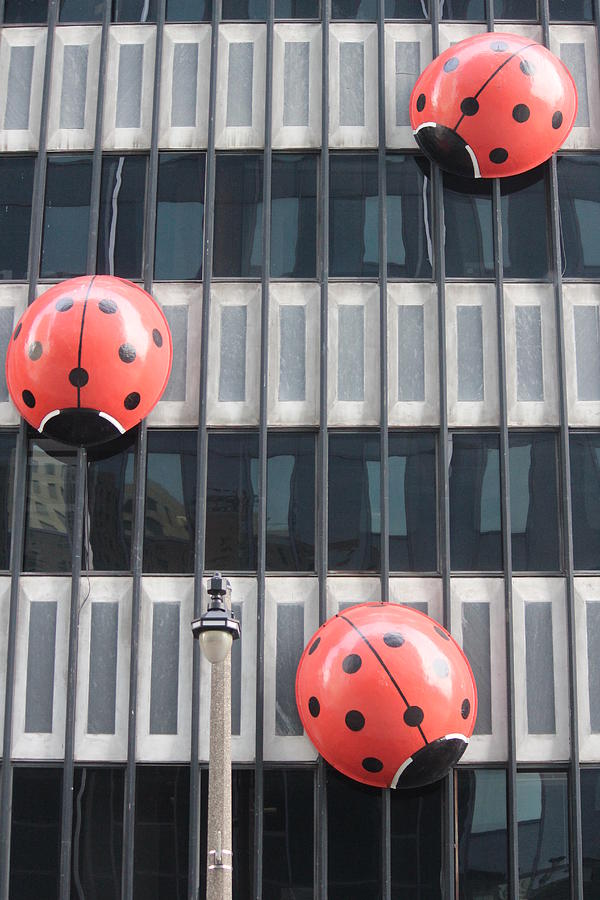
[
  {"left": 389, "top": 576, "right": 443, "bottom": 623},
  {"left": 329, "top": 23, "right": 378, "bottom": 149},
  {"left": 388, "top": 282, "right": 439, "bottom": 426},
  {"left": 0, "top": 578, "right": 11, "bottom": 750},
  {"left": 215, "top": 24, "right": 266, "bottom": 150},
  {"left": 550, "top": 25, "right": 600, "bottom": 150},
  {"left": 159, "top": 24, "right": 211, "bottom": 149},
  {"left": 326, "top": 576, "right": 381, "bottom": 619},
  {"left": 272, "top": 24, "right": 321, "bottom": 149},
  {"left": 0, "top": 27, "right": 46, "bottom": 152},
  {"left": 384, "top": 24, "right": 432, "bottom": 149},
  {"left": 0, "top": 285, "right": 27, "bottom": 426},
  {"left": 563, "top": 283, "right": 600, "bottom": 427},
  {"left": 574, "top": 577, "right": 600, "bottom": 761},
  {"left": 103, "top": 25, "right": 156, "bottom": 150},
  {"left": 438, "top": 23, "right": 486, "bottom": 53},
  {"left": 47, "top": 26, "right": 102, "bottom": 151}
]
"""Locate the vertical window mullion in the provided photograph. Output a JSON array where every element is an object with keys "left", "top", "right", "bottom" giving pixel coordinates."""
[{"left": 86, "top": 0, "right": 112, "bottom": 274}]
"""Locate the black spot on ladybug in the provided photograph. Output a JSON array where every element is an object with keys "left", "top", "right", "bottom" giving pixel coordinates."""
[
  {"left": 461, "top": 97, "right": 479, "bottom": 117},
  {"left": 416, "top": 93, "right": 426, "bottom": 112},
  {"left": 345, "top": 710, "right": 365, "bottom": 731},
  {"left": 491, "top": 40, "right": 508, "bottom": 52},
  {"left": 124, "top": 392, "right": 140, "bottom": 410},
  {"left": 69, "top": 367, "right": 89, "bottom": 388},
  {"left": 28, "top": 341, "right": 42, "bottom": 361},
  {"left": 383, "top": 632, "right": 404, "bottom": 648},
  {"left": 513, "top": 103, "right": 530, "bottom": 123},
  {"left": 461, "top": 698, "right": 471, "bottom": 719},
  {"left": 99, "top": 298, "right": 118, "bottom": 314},
  {"left": 444, "top": 56, "right": 459, "bottom": 72},
  {"left": 362, "top": 757, "right": 383, "bottom": 773},
  {"left": 22, "top": 390, "right": 35, "bottom": 408},
  {"left": 552, "top": 111, "right": 563, "bottom": 129},
  {"left": 309, "top": 696, "right": 320, "bottom": 717},
  {"left": 342, "top": 653, "right": 362, "bottom": 674},
  {"left": 520, "top": 59, "right": 535, "bottom": 76},
  {"left": 489, "top": 148, "right": 509, "bottom": 164},
  {"left": 56, "top": 298, "right": 74, "bottom": 312},
  {"left": 13, "top": 323, "right": 22, "bottom": 341},
  {"left": 434, "top": 658, "right": 449, "bottom": 678},
  {"left": 434, "top": 625, "right": 450, "bottom": 641},
  {"left": 152, "top": 328, "right": 163, "bottom": 348},
  {"left": 119, "top": 343, "right": 136, "bottom": 364},
  {"left": 308, "top": 637, "right": 320, "bottom": 655},
  {"left": 404, "top": 705, "right": 425, "bottom": 727}
]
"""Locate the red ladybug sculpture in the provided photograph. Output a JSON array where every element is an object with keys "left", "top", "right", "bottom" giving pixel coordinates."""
[
  {"left": 296, "top": 602, "right": 477, "bottom": 789},
  {"left": 410, "top": 32, "right": 577, "bottom": 179},
  {"left": 6, "top": 275, "right": 172, "bottom": 447}
]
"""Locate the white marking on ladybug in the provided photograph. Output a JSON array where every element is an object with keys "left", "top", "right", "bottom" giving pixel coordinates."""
[
  {"left": 99, "top": 411, "right": 125, "bottom": 433},
  {"left": 391, "top": 757, "right": 414, "bottom": 789},
  {"left": 444, "top": 733, "right": 469, "bottom": 742},
  {"left": 465, "top": 145, "right": 481, "bottom": 178},
  {"left": 414, "top": 121, "right": 436, "bottom": 135},
  {"left": 39, "top": 409, "right": 60, "bottom": 432}
]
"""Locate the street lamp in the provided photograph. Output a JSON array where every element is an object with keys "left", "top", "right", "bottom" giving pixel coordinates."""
[{"left": 192, "top": 574, "right": 241, "bottom": 900}]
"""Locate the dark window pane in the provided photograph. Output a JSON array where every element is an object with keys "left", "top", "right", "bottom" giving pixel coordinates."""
[
  {"left": 222, "top": 0, "right": 266, "bottom": 18},
  {"left": 214, "top": 154, "right": 263, "bottom": 277},
  {"left": 457, "top": 769, "right": 508, "bottom": 899},
  {"left": 4, "top": 0, "right": 48, "bottom": 22},
  {"left": 330, "top": 154, "right": 379, "bottom": 278},
  {"left": 441, "top": 0, "right": 485, "bottom": 17},
  {"left": 329, "top": 433, "right": 380, "bottom": 572},
  {"left": 509, "top": 432, "right": 560, "bottom": 572},
  {"left": 97, "top": 155, "right": 146, "bottom": 280},
  {"left": 143, "top": 431, "right": 197, "bottom": 573},
  {"left": 0, "top": 432, "right": 16, "bottom": 569},
  {"left": 517, "top": 772, "right": 570, "bottom": 898},
  {"left": 41, "top": 155, "right": 92, "bottom": 279},
  {"left": 391, "top": 779, "right": 442, "bottom": 898},
  {"left": 275, "top": 0, "right": 319, "bottom": 15},
  {"left": 385, "top": 0, "right": 428, "bottom": 17},
  {"left": 386, "top": 155, "right": 432, "bottom": 278},
  {"left": 112, "top": 0, "right": 157, "bottom": 20},
  {"left": 501, "top": 165, "right": 549, "bottom": 279},
  {"left": 389, "top": 432, "right": 436, "bottom": 571},
  {"left": 155, "top": 152, "right": 205, "bottom": 280},
  {"left": 134, "top": 766, "right": 189, "bottom": 898},
  {"left": 59, "top": 0, "right": 103, "bottom": 20},
  {"left": 271, "top": 154, "right": 317, "bottom": 278},
  {"left": 166, "top": 0, "right": 211, "bottom": 18},
  {"left": 0, "top": 157, "right": 34, "bottom": 280},
  {"left": 24, "top": 440, "right": 77, "bottom": 572},
  {"left": 200, "top": 770, "right": 255, "bottom": 899},
  {"left": 86, "top": 444, "right": 135, "bottom": 570},
  {"left": 495, "top": 0, "right": 537, "bottom": 17},
  {"left": 550, "top": 0, "right": 592, "bottom": 19},
  {"left": 331, "top": 0, "right": 377, "bottom": 18},
  {"left": 581, "top": 769, "right": 600, "bottom": 899},
  {"left": 266, "top": 433, "right": 315, "bottom": 571},
  {"left": 444, "top": 174, "right": 493, "bottom": 278},
  {"left": 71, "top": 769, "right": 124, "bottom": 899},
  {"left": 9, "top": 768, "right": 61, "bottom": 900},
  {"left": 328, "top": 765, "right": 382, "bottom": 899},
  {"left": 263, "top": 771, "right": 314, "bottom": 899},
  {"left": 206, "top": 433, "right": 259, "bottom": 571},
  {"left": 557, "top": 155, "right": 600, "bottom": 277},
  {"left": 570, "top": 433, "right": 600, "bottom": 570},
  {"left": 449, "top": 434, "right": 502, "bottom": 571}
]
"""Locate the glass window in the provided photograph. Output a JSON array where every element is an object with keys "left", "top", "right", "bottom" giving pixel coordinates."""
[
  {"left": 328, "top": 433, "right": 380, "bottom": 572},
  {"left": 457, "top": 769, "right": 508, "bottom": 899},
  {"left": 271, "top": 154, "right": 317, "bottom": 279},
  {"left": 386, "top": 155, "right": 433, "bottom": 279},
  {"left": 267, "top": 433, "right": 315, "bottom": 572},
  {"left": 441, "top": 0, "right": 485, "bottom": 19},
  {"left": 112, "top": 0, "right": 157, "bottom": 21},
  {"left": 222, "top": 0, "right": 266, "bottom": 18},
  {"left": 275, "top": 0, "right": 319, "bottom": 15},
  {"left": 517, "top": 772, "right": 570, "bottom": 897},
  {"left": 570, "top": 433, "right": 600, "bottom": 570},
  {"left": 59, "top": 0, "right": 104, "bottom": 20},
  {"left": 213, "top": 154, "right": 263, "bottom": 278},
  {"left": 449, "top": 434, "right": 502, "bottom": 572},
  {"left": 23, "top": 440, "right": 77, "bottom": 573},
  {"left": 389, "top": 432, "right": 437, "bottom": 572},
  {"left": 41, "top": 155, "right": 92, "bottom": 280},
  {"left": 385, "top": 0, "right": 428, "bottom": 17},
  {"left": 391, "top": 779, "right": 442, "bottom": 897},
  {"left": 155, "top": 153, "right": 205, "bottom": 281},
  {"left": 4, "top": 0, "right": 48, "bottom": 22},
  {"left": 501, "top": 165, "right": 549, "bottom": 279},
  {"left": 86, "top": 443, "right": 135, "bottom": 571},
  {"left": 495, "top": 0, "right": 537, "bottom": 17},
  {"left": 9, "top": 768, "right": 61, "bottom": 900},
  {"left": 143, "top": 431, "right": 197, "bottom": 574},
  {"left": 263, "top": 770, "right": 314, "bottom": 899},
  {"left": 205, "top": 432, "right": 259, "bottom": 571},
  {"left": 0, "top": 157, "right": 34, "bottom": 280},
  {"left": 166, "top": 0, "right": 212, "bottom": 19},
  {"left": 581, "top": 769, "right": 600, "bottom": 899},
  {"left": 134, "top": 766, "right": 189, "bottom": 897},
  {"left": 509, "top": 432, "right": 560, "bottom": 572},
  {"left": 331, "top": 0, "right": 377, "bottom": 19},
  {"left": 444, "top": 174, "right": 494, "bottom": 279},
  {"left": 328, "top": 764, "right": 382, "bottom": 899},
  {"left": 71, "top": 769, "right": 124, "bottom": 899},
  {"left": 200, "top": 770, "right": 255, "bottom": 898},
  {"left": 330, "top": 154, "right": 379, "bottom": 278},
  {"left": 0, "top": 432, "right": 16, "bottom": 569},
  {"left": 97, "top": 156, "right": 146, "bottom": 280},
  {"left": 550, "top": 0, "right": 592, "bottom": 20},
  {"left": 557, "top": 155, "right": 600, "bottom": 278}
]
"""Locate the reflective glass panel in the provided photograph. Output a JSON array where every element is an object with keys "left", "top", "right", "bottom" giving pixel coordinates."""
[
  {"left": 441, "top": 0, "right": 485, "bottom": 18},
  {"left": 134, "top": 766, "right": 189, "bottom": 898},
  {"left": 71, "top": 769, "right": 124, "bottom": 899},
  {"left": 23, "top": 440, "right": 77, "bottom": 572},
  {"left": 112, "top": 0, "right": 157, "bottom": 21},
  {"left": 449, "top": 433, "right": 502, "bottom": 571},
  {"left": 581, "top": 769, "right": 600, "bottom": 899},
  {"left": 509, "top": 432, "right": 560, "bottom": 572},
  {"left": 385, "top": 0, "right": 428, "bottom": 17},
  {"left": 143, "top": 431, "right": 197, "bottom": 573},
  {"left": 550, "top": 0, "right": 592, "bottom": 19},
  {"left": 517, "top": 772, "right": 570, "bottom": 898},
  {"left": 328, "top": 765, "right": 382, "bottom": 899},
  {"left": 444, "top": 174, "right": 493, "bottom": 278},
  {"left": 389, "top": 432, "right": 437, "bottom": 572},
  {"left": 331, "top": 0, "right": 377, "bottom": 19},
  {"left": 328, "top": 433, "right": 380, "bottom": 572},
  {"left": 86, "top": 443, "right": 135, "bottom": 571},
  {"left": 391, "top": 779, "right": 442, "bottom": 898},
  {"left": 0, "top": 157, "right": 34, "bottom": 280},
  {"left": 570, "top": 433, "right": 600, "bottom": 570},
  {"left": 386, "top": 154, "right": 433, "bottom": 278},
  {"left": 557, "top": 156, "right": 600, "bottom": 277},
  {"left": 9, "top": 768, "right": 61, "bottom": 900},
  {"left": 275, "top": 0, "right": 319, "bottom": 15},
  {"left": 501, "top": 165, "right": 549, "bottom": 279},
  {"left": 200, "top": 770, "right": 255, "bottom": 899},
  {"left": 330, "top": 154, "right": 379, "bottom": 278},
  {"left": 263, "top": 770, "right": 314, "bottom": 899},
  {"left": 155, "top": 152, "right": 205, "bottom": 280},
  {"left": 222, "top": 0, "right": 266, "bottom": 19},
  {"left": 166, "top": 0, "right": 212, "bottom": 18},
  {"left": 271, "top": 154, "right": 317, "bottom": 279},
  {"left": 495, "top": 0, "right": 537, "bottom": 16},
  {"left": 4, "top": 0, "right": 48, "bottom": 22},
  {"left": 266, "top": 433, "right": 315, "bottom": 571},
  {"left": 214, "top": 154, "right": 263, "bottom": 278},
  {"left": 59, "top": 0, "right": 103, "bottom": 20},
  {"left": 97, "top": 155, "right": 146, "bottom": 280},
  {"left": 457, "top": 769, "right": 508, "bottom": 900},
  {"left": 0, "top": 432, "right": 16, "bottom": 569},
  {"left": 41, "top": 155, "right": 92, "bottom": 279}
]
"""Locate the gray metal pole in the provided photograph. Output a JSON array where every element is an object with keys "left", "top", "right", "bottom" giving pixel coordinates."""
[{"left": 206, "top": 653, "right": 233, "bottom": 900}]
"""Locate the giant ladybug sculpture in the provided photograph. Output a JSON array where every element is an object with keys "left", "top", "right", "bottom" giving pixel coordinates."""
[
  {"left": 410, "top": 32, "right": 577, "bottom": 179},
  {"left": 6, "top": 275, "right": 172, "bottom": 447},
  {"left": 296, "top": 602, "right": 477, "bottom": 789}
]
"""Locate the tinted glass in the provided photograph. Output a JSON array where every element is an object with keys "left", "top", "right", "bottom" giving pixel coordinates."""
[
  {"left": 550, "top": 0, "right": 592, "bottom": 19},
  {"left": 222, "top": 0, "right": 266, "bottom": 15},
  {"left": 166, "top": 0, "right": 211, "bottom": 18},
  {"left": 97, "top": 155, "right": 146, "bottom": 280},
  {"left": 570, "top": 433, "right": 600, "bottom": 570},
  {"left": 441, "top": 0, "right": 485, "bottom": 18},
  {"left": 495, "top": 0, "right": 537, "bottom": 16},
  {"left": 389, "top": 432, "right": 437, "bottom": 571},
  {"left": 330, "top": 154, "right": 379, "bottom": 278},
  {"left": 385, "top": 0, "right": 428, "bottom": 16},
  {"left": 206, "top": 432, "right": 259, "bottom": 571},
  {"left": 271, "top": 154, "right": 317, "bottom": 278},
  {"left": 0, "top": 157, "right": 34, "bottom": 280},
  {"left": 275, "top": 0, "right": 319, "bottom": 15},
  {"left": 59, "top": 0, "right": 103, "bottom": 20},
  {"left": 112, "top": 0, "right": 157, "bottom": 20},
  {"left": 214, "top": 154, "right": 263, "bottom": 278},
  {"left": 86, "top": 445, "right": 135, "bottom": 571},
  {"left": 4, "top": 0, "right": 48, "bottom": 21},
  {"left": 267, "top": 433, "right": 315, "bottom": 571},
  {"left": 444, "top": 174, "right": 493, "bottom": 278},
  {"left": 509, "top": 432, "right": 560, "bottom": 572},
  {"left": 457, "top": 769, "right": 508, "bottom": 899},
  {"left": 517, "top": 772, "right": 570, "bottom": 898},
  {"left": 134, "top": 766, "right": 189, "bottom": 897},
  {"left": 0, "top": 432, "right": 16, "bottom": 569},
  {"left": 557, "top": 155, "right": 600, "bottom": 277},
  {"left": 155, "top": 152, "right": 205, "bottom": 280},
  {"left": 200, "top": 770, "right": 255, "bottom": 898},
  {"left": 329, "top": 433, "right": 380, "bottom": 572},
  {"left": 581, "top": 769, "right": 600, "bottom": 899},
  {"left": 24, "top": 440, "right": 77, "bottom": 572},
  {"left": 331, "top": 0, "right": 377, "bottom": 18},
  {"left": 71, "top": 769, "right": 124, "bottom": 899},
  {"left": 41, "top": 155, "right": 92, "bottom": 279},
  {"left": 9, "top": 768, "right": 61, "bottom": 899},
  {"left": 387, "top": 155, "right": 432, "bottom": 278},
  {"left": 328, "top": 765, "right": 382, "bottom": 899},
  {"left": 391, "top": 779, "right": 442, "bottom": 897},
  {"left": 449, "top": 433, "right": 502, "bottom": 571},
  {"left": 143, "top": 431, "right": 197, "bottom": 573},
  {"left": 263, "top": 770, "right": 314, "bottom": 899},
  {"left": 501, "top": 165, "right": 549, "bottom": 279}
]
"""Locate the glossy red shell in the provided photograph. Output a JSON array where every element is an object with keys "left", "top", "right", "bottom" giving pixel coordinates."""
[
  {"left": 410, "top": 32, "right": 577, "bottom": 178},
  {"left": 296, "top": 602, "right": 477, "bottom": 789},
  {"left": 5, "top": 275, "right": 173, "bottom": 447}
]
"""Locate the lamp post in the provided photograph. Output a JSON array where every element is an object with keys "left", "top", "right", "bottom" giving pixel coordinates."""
[{"left": 191, "top": 574, "right": 241, "bottom": 900}]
